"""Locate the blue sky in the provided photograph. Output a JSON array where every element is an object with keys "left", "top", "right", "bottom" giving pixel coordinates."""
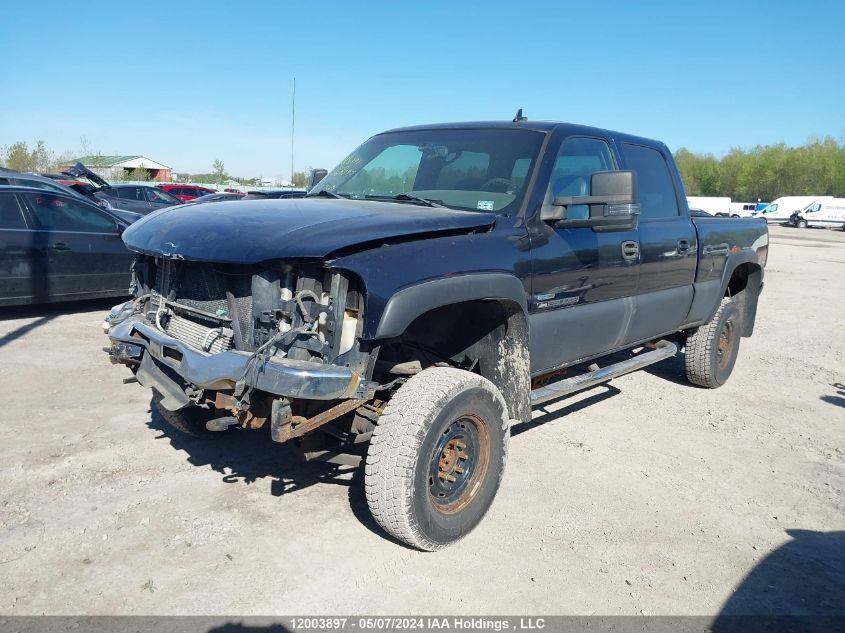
[{"left": 1, "top": 0, "right": 843, "bottom": 179}]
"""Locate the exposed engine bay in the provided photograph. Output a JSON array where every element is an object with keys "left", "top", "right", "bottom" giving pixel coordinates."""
[{"left": 134, "top": 255, "right": 366, "bottom": 370}]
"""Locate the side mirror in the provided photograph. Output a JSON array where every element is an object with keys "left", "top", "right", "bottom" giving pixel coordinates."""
[
  {"left": 309, "top": 169, "right": 328, "bottom": 189},
  {"left": 540, "top": 170, "right": 639, "bottom": 232}
]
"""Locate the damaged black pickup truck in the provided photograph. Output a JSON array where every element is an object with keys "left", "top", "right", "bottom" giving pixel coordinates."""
[{"left": 105, "top": 118, "right": 768, "bottom": 550}]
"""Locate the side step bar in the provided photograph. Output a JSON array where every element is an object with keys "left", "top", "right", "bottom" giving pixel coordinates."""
[{"left": 530, "top": 340, "right": 678, "bottom": 406}]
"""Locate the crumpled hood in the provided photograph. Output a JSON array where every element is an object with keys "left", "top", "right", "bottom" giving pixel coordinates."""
[{"left": 122, "top": 198, "right": 496, "bottom": 263}]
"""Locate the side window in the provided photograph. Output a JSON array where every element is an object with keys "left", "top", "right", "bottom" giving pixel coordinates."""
[
  {"left": 622, "top": 143, "right": 679, "bottom": 220},
  {"left": 25, "top": 194, "right": 116, "bottom": 233},
  {"left": 0, "top": 194, "right": 27, "bottom": 229},
  {"left": 547, "top": 137, "right": 616, "bottom": 220},
  {"left": 145, "top": 188, "right": 172, "bottom": 203}
]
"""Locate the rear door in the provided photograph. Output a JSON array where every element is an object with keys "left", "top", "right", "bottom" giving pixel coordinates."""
[
  {"left": 528, "top": 135, "right": 640, "bottom": 372},
  {"left": 620, "top": 142, "right": 696, "bottom": 342},
  {"left": 143, "top": 186, "right": 177, "bottom": 211},
  {"left": 115, "top": 186, "right": 153, "bottom": 213},
  {"left": 21, "top": 192, "right": 132, "bottom": 298},
  {"left": 0, "top": 192, "right": 42, "bottom": 304}
]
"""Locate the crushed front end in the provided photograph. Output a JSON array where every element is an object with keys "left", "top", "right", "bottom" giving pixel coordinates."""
[{"left": 105, "top": 255, "right": 376, "bottom": 446}]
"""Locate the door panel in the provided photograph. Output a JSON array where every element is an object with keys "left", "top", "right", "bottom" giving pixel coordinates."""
[
  {"left": 621, "top": 143, "right": 697, "bottom": 340},
  {"left": 0, "top": 194, "right": 45, "bottom": 304},
  {"left": 22, "top": 193, "right": 132, "bottom": 298},
  {"left": 528, "top": 136, "right": 640, "bottom": 374}
]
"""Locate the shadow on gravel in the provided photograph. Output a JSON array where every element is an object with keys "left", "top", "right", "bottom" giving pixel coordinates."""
[
  {"left": 713, "top": 529, "right": 845, "bottom": 630},
  {"left": 0, "top": 297, "right": 119, "bottom": 347},
  {"left": 514, "top": 383, "right": 622, "bottom": 437},
  {"left": 147, "top": 401, "right": 401, "bottom": 545},
  {"left": 820, "top": 383, "right": 845, "bottom": 409}
]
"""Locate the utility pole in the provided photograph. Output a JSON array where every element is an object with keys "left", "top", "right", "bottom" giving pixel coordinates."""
[{"left": 291, "top": 77, "right": 296, "bottom": 188}]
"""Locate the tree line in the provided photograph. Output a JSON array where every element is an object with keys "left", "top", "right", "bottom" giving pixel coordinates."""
[
  {"left": 674, "top": 136, "right": 845, "bottom": 202},
  {"left": 4, "top": 137, "right": 843, "bottom": 199}
]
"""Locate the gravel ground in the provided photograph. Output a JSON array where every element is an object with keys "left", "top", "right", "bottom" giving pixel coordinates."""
[{"left": 0, "top": 226, "right": 843, "bottom": 616}]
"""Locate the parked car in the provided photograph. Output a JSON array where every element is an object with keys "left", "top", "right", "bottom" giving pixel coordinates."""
[
  {"left": 752, "top": 196, "right": 832, "bottom": 225},
  {"left": 95, "top": 184, "right": 182, "bottom": 214},
  {"left": 157, "top": 184, "right": 217, "bottom": 201},
  {"left": 59, "top": 163, "right": 181, "bottom": 216},
  {"left": 104, "top": 117, "right": 767, "bottom": 551},
  {"left": 0, "top": 186, "right": 135, "bottom": 306},
  {"left": 689, "top": 207, "right": 713, "bottom": 217},
  {"left": 790, "top": 198, "right": 845, "bottom": 229},
  {"left": 245, "top": 189, "right": 307, "bottom": 199},
  {"left": 189, "top": 192, "right": 247, "bottom": 204},
  {"left": 1, "top": 167, "right": 101, "bottom": 204}
]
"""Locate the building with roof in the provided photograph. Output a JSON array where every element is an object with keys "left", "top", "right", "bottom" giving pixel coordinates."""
[{"left": 61, "top": 155, "right": 172, "bottom": 182}]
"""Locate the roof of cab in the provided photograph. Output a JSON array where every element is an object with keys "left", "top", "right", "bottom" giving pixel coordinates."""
[{"left": 379, "top": 120, "right": 667, "bottom": 151}]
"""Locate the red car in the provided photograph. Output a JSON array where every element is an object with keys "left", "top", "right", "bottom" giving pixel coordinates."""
[{"left": 157, "top": 184, "right": 217, "bottom": 201}]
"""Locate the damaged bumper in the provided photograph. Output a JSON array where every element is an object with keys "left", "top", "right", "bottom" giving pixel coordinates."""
[{"left": 107, "top": 317, "right": 364, "bottom": 411}]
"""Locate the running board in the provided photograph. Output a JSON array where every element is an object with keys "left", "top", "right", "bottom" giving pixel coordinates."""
[{"left": 530, "top": 340, "right": 678, "bottom": 406}]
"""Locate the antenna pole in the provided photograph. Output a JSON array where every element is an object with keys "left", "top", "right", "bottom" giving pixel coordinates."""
[{"left": 291, "top": 77, "right": 296, "bottom": 188}]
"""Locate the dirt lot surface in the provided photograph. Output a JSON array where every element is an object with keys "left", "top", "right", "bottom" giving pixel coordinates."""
[{"left": 1, "top": 226, "right": 843, "bottom": 616}]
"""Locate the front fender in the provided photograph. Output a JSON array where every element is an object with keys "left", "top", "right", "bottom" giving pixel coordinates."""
[{"left": 374, "top": 273, "right": 528, "bottom": 339}]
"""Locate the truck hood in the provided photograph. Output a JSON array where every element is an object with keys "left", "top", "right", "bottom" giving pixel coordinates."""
[{"left": 122, "top": 198, "right": 497, "bottom": 263}]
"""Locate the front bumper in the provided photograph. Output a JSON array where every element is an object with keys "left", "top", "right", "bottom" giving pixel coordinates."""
[{"left": 107, "top": 317, "right": 363, "bottom": 411}]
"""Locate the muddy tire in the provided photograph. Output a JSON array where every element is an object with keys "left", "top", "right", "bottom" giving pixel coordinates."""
[
  {"left": 684, "top": 297, "right": 742, "bottom": 388},
  {"left": 151, "top": 391, "right": 220, "bottom": 438},
  {"left": 365, "top": 367, "right": 509, "bottom": 551}
]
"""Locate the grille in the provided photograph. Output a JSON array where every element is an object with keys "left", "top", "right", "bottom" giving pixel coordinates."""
[{"left": 151, "top": 260, "right": 254, "bottom": 352}]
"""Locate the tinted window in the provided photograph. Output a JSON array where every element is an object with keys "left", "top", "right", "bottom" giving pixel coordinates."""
[
  {"left": 547, "top": 137, "right": 616, "bottom": 220},
  {"left": 26, "top": 194, "right": 116, "bottom": 232},
  {"left": 145, "top": 187, "right": 177, "bottom": 204},
  {"left": 0, "top": 194, "right": 27, "bottom": 229},
  {"left": 0, "top": 177, "right": 10, "bottom": 185},
  {"left": 118, "top": 187, "right": 146, "bottom": 202},
  {"left": 623, "top": 144, "right": 679, "bottom": 219},
  {"left": 15, "top": 176, "right": 66, "bottom": 194}
]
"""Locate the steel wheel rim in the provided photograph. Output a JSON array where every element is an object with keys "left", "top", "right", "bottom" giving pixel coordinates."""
[
  {"left": 427, "top": 414, "right": 491, "bottom": 514},
  {"left": 717, "top": 319, "right": 736, "bottom": 370}
]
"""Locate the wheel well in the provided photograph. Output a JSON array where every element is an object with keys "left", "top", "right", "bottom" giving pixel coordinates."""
[
  {"left": 377, "top": 299, "right": 531, "bottom": 423},
  {"left": 726, "top": 263, "right": 763, "bottom": 337}
]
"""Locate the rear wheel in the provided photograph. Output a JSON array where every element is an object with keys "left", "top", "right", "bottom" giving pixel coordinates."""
[
  {"left": 365, "top": 367, "right": 509, "bottom": 551},
  {"left": 684, "top": 297, "right": 741, "bottom": 388}
]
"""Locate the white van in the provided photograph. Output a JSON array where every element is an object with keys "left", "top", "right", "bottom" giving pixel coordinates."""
[
  {"left": 687, "top": 196, "right": 731, "bottom": 216},
  {"left": 794, "top": 198, "right": 845, "bottom": 229},
  {"left": 753, "top": 196, "right": 832, "bottom": 225},
  {"left": 728, "top": 202, "right": 759, "bottom": 218}
]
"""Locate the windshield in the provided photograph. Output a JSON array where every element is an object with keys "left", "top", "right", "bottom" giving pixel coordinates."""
[{"left": 311, "top": 128, "right": 546, "bottom": 215}]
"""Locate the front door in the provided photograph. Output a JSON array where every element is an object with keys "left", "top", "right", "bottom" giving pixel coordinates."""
[
  {"left": 620, "top": 143, "right": 696, "bottom": 342},
  {"left": 21, "top": 192, "right": 132, "bottom": 299},
  {"left": 528, "top": 136, "right": 640, "bottom": 374}
]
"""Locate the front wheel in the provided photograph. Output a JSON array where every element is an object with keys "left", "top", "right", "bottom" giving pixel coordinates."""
[
  {"left": 795, "top": 217, "right": 808, "bottom": 229},
  {"left": 365, "top": 367, "right": 509, "bottom": 551},
  {"left": 684, "top": 297, "right": 742, "bottom": 388}
]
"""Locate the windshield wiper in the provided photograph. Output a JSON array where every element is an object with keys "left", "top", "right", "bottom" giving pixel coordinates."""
[
  {"left": 365, "top": 194, "right": 446, "bottom": 208},
  {"left": 306, "top": 190, "right": 345, "bottom": 199}
]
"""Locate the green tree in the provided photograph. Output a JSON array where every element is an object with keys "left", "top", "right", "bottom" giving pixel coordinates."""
[
  {"left": 212, "top": 159, "right": 226, "bottom": 184},
  {"left": 6, "top": 141, "right": 37, "bottom": 171},
  {"left": 126, "top": 167, "right": 150, "bottom": 182},
  {"left": 292, "top": 171, "right": 309, "bottom": 188}
]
